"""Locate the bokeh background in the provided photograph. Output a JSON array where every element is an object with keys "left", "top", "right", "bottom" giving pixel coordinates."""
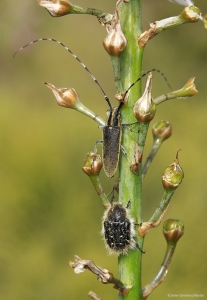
[{"left": 1, "top": 0, "right": 207, "bottom": 299}]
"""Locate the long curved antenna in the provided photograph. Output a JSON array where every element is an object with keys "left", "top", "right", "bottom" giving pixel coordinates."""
[
  {"left": 122, "top": 68, "right": 172, "bottom": 103},
  {"left": 113, "top": 69, "right": 171, "bottom": 120},
  {"left": 14, "top": 38, "right": 113, "bottom": 110}
]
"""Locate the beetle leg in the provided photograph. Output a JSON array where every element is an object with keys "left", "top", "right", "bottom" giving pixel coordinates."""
[
  {"left": 120, "top": 145, "right": 136, "bottom": 174},
  {"left": 90, "top": 140, "right": 103, "bottom": 169},
  {"left": 107, "top": 181, "right": 120, "bottom": 201},
  {"left": 135, "top": 240, "right": 145, "bottom": 254},
  {"left": 120, "top": 144, "right": 129, "bottom": 160},
  {"left": 120, "top": 144, "right": 141, "bottom": 176},
  {"left": 121, "top": 122, "right": 139, "bottom": 133},
  {"left": 94, "top": 140, "right": 103, "bottom": 154}
]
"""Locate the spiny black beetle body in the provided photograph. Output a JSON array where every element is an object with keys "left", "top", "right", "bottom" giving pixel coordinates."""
[
  {"left": 14, "top": 38, "right": 170, "bottom": 178},
  {"left": 101, "top": 201, "right": 138, "bottom": 255}
]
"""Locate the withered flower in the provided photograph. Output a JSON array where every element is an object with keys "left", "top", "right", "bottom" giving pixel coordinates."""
[{"left": 37, "top": 0, "right": 72, "bottom": 17}]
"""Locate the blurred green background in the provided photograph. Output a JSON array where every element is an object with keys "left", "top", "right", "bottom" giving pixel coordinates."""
[{"left": 1, "top": 0, "right": 207, "bottom": 299}]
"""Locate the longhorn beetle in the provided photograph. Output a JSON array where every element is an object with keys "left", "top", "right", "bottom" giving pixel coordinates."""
[{"left": 14, "top": 38, "right": 171, "bottom": 178}]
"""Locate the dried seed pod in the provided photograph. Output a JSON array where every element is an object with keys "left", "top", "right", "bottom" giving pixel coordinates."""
[
  {"left": 103, "top": 19, "right": 127, "bottom": 56},
  {"left": 133, "top": 72, "right": 156, "bottom": 123},
  {"left": 45, "top": 83, "right": 81, "bottom": 109},
  {"left": 82, "top": 152, "right": 103, "bottom": 176},
  {"left": 37, "top": 0, "right": 72, "bottom": 17}
]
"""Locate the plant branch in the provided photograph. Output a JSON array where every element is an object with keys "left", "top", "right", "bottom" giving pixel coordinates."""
[
  {"left": 44, "top": 83, "right": 106, "bottom": 126},
  {"left": 37, "top": 0, "right": 113, "bottom": 21},
  {"left": 154, "top": 77, "right": 198, "bottom": 105},
  {"left": 69, "top": 255, "right": 130, "bottom": 296},
  {"left": 142, "top": 245, "right": 174, "bottom": 299},
  {"left": 140, "top": 152, "right": 184, "bottom": 237},
  {"left": 142, "top": 140, "right": 162, "bottom": 180},
  {"left": 138, "top": 6, "right": 201, "bottom": 47},
  {"left": 82, "top": 152, "right": 109, "bottom": 207},
  {"left": 142, "top": 120, "right": 172, "bottom": 180},
  {"left": 142, "top": 219, "right": 184, "bottom": 299}
]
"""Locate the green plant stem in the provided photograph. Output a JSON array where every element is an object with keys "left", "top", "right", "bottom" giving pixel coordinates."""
[
  {"left": 116, "top": 1, "right": 144, "bottom": 300},
  {"left": 149, "top": 190, "right": 174, "bottom": 223},
  {"left": 110, "top": 56, "right": 123, "bottom": 93},
  {"left": 88, "top": 175, "right": 109, "bottom": 207},
  {"left": 76, "top": 103, "right": 106, "bottom": 126},
  {"left": 70, "top": 5, "right": 111, "bottom": 19},
  {"left": 142, "top": 244, "right": 176, "bottom": 299},
  {"left": 138, "top": 123, "right": 149, "bottom": 155},
  {"left": 138, "top": 6, "right": 201, "bottom": 47},
  {"left": 142, "top": 138, "right": 162, "bottom": 180}
]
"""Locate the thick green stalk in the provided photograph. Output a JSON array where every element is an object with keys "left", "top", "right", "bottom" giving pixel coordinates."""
[{"left": 116, "top": 1, "right": 144, "bottom": 300}]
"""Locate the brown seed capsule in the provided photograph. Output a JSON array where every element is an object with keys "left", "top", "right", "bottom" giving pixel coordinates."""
[
  {"left": 103, "top": 19, "right": 127, "bottom": 56},
  {"left": 133, "top": 72, "right": 156, "bottom": 123},
  {"left": 45, "top": 83, "right": 81, "bottom": 109},
  {"left": 82, "top": 152, "right": 103, "bottom": 176},
  {"left": 37, "top": 0, "right": 72, "bottom": 17},
  {"left": 163, "top": 219, "right": 184, "bottom": 245},
  {"left": 162, "top": 150, "right": 184, "bottom": 191}
]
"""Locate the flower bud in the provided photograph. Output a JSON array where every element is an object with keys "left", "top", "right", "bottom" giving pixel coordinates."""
[
  {"left": 37, "top": 0, "right": 72, "bottom": 17},
  {"left": 180, "top": 6, "right": 201, "bottom": 23},
  {"left": 154, "top": 77, "right": 198, "bottom": 105},
  {"left": 45, "top": 83, "right": 106, "bottom": 127},
  {"left": 133, "top": 72, "right": 156, "bottom": 123},
  {"left": 163, "top": 219, "right": 184, "bottom": 245},
  {"left": 82, "top": 152, "right": 103, "bottom": 176},
  {"left": 152, "top": 120, "right": 172, "bottom": 142},
  {"left": 178, "top": 77, "right": 198, "bottom": 98},
  {"left": 45, "top": 83, "right": 81, "bottom": 109},
  {"left": 103, "top": 19, "right": 127, "bottom": 56},
  {"left": 162, "top": 151, "right": 184, "bottom": 190},
  {"left": 169, "top": 77, "right": 198, "bottom": 99}
]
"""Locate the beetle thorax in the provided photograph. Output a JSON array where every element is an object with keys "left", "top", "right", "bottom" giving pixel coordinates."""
[
  {"left": 108, "top": 204, "right": 127, "bottom": 222},
  {"left": 106, "top": 107, "right": 121, "bottom": 127}
]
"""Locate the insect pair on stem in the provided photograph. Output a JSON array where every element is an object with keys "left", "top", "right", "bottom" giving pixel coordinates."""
[{"left": 14, "top": 38, "right": 170, "bottom": 255}]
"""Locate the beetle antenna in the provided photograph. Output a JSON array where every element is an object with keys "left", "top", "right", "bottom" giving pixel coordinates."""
[
  {"left": 13, "top": 38, "right": 113, "bottom": 110},
  {"left": 109, "top": 194, "right": 115, "bottom": 205},
  {"left": 122, "top": 69, "right": 172, "bottom": 102}
]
